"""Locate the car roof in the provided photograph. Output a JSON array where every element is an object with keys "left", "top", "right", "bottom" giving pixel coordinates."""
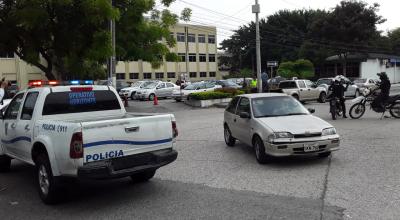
[{"left": 238, "top": 93, "right": 288, "bottom": 99}]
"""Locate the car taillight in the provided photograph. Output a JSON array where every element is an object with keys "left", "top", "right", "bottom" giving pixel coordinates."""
[
  {"left": 70, "top": 132, "right": 83, "bottom": 159},
  {"left": 172, "top": 121, "right": 178, "bottom": 138}
]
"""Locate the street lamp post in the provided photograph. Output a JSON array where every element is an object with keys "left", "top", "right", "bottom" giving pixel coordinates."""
[
  {"left": 108, "top": 1, "right": 116, "bottom": 87},
  {"left": 253, "top": 0, "right": 262, "bottom": 93}
]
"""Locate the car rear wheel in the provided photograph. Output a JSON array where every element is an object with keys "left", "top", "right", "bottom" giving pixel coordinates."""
[
  {"left": 149, "top": 94, "right": 155, "bottom": 101},
  {"left": 130, "top": 93, "right": 136, "bottom": 100},
  {"left": 130, "top": 170, "right": 156, "bottom": 183},
  {"left": 253, "top": 136, "right": 270, "bottom": 164},
  {"left": 0, "top": 155, "right": 11, "bottom": 172},
  {"left": 224, "top": 125, "right": 236, "bottom": 147},
  {"left": 354, "top": 90, "right": 360, "bottom": 98}
]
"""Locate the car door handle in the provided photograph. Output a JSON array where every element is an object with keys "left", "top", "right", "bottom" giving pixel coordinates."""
[
  {"left": 25, "top": 124, "right": 30, "bottom": 131},
  {"left": 10, "top": 123, "right": 16, "bottom": 129},
  {"left": 125, "top": 126, "right": 140, "bottom": 133}
]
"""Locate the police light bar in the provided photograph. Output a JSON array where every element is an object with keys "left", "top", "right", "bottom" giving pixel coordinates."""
[{"left": 69, "top": 80, "right": 80, "bottom": 85}]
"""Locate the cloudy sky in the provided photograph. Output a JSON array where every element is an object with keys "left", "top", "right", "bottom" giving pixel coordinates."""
[{"left": 160, "top": 0, "right": 400, "bottom": 45}]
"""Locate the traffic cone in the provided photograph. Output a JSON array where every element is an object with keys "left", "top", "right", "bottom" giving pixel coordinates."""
[
  {"left": 124, "top": 95, "right": 129, "bottom": 107},
  {"left": 153, "top": 95, "right": 158, "bottom": 105}
]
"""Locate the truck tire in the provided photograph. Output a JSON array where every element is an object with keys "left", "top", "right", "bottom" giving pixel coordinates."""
[
  {"left": 292, "top": 94, "right": 299, "bottom": 101},
  {"left": 253, "top": 136, "right": 270, "bottom": 164},
  {"left": 130, "top": 170, "right": 156, "bottom": 183},
  {"left": 0, "top": 155, "right": 11, "bottom": 172},
  {"left": 35, "top": 153, "right": 62, "bottom": 204}
]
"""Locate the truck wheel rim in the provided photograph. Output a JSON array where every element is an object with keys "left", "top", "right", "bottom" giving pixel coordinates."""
[{"left": 38, "top": 165, "right": 49, "bottom": 195}]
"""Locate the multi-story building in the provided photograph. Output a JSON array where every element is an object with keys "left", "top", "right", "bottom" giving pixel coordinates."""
[
  {"left": 115, "top": 23, "right": 220, "bottom": 83},
  {"left": 0, "top": 23, "right": 220, "bottom": 89}
]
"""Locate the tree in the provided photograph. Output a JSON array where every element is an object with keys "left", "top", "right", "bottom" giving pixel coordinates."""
[
  {"left": 0, "top": 0, "right": 190, "bottom": 80},
  {"left": 388, "top": 28, "right": 400, "bottom": 54},
  {"left": 310, "top": 1, "right": 386, "bottom": 76},
  {"left": 277, "top": 59, "right": 314, "bottom": 79}
]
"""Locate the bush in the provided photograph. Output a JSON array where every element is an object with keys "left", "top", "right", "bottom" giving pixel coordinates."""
[{"left": 188, "top": 89, "right": 245, "bottom": 100}]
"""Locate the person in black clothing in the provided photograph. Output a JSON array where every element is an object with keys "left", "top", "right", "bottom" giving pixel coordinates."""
[
  {"left": 328, "top": 76, "right": 349, "bottom": 118},
  {"left": 372, "top": 72, "right": 391, "bottom": 112}
]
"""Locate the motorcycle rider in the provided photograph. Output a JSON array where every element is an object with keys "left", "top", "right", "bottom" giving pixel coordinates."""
[
  {"left": 372, "top": 72, "right": 391, "bottom": 112},
  {"left": 328, "top": 75, "right": 349, "bottom": 119}
]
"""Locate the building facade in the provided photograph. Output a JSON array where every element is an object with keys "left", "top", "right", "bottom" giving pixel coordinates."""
[
  {"left": 115, "top": 23, "right": 220, "bottom": 83},
  {"left": 0, "top": 23, "right": 220, "bottom": 89}
]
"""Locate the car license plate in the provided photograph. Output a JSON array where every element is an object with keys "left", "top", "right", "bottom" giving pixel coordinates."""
[{"left": 304, "top": 143, "right": 319, "bottom": 152}]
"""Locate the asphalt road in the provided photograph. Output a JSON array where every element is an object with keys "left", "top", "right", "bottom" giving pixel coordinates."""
[{"left": 1, "top": 95, "right": 400, "bottom": 220}]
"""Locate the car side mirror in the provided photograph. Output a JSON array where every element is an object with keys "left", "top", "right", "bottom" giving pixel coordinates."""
[
  {"left": 308, "top": 108, "right": 315, "bottom": 114},
  {"left": 239, "top": 112, "right": 251, "bottom": 119}
]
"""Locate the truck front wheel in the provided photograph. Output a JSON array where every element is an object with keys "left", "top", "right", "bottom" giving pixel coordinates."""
[
  {"left": 35, "top": 154, "right": 62, "bottom": 204},
  {"left": 0, "top": 155, "right": 11, "bottom": 172},
  {"left": 130, "top": 170, "right": 156, "bottom": 183}
]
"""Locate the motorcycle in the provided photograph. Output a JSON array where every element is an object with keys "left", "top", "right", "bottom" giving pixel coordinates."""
[
  {"left": 329, "top": 96, "right": 343, "bottom": 120},
  {"left": 349, "top": 86, "right": 400, "bottom": 119}
]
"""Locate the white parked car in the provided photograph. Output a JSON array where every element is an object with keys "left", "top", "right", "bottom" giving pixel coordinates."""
[
  {"left": 172, "top": 82, "right": 222, "bottom": 101},
  {"left": 0, "top": 85, "right": 178, "bottom": 204},
  {"left": 223, "top": 93, "right": 340, "bottom": 164},
  {"left": 119, "top": 81, "right": 153, "bottom": 100},
  {"left": 353, "top": 78, "right": 379, "bottom": 90},
  {"left": 316, "top": 78, "right": 360, "bottom": 98},
  {"left": 136, "top": 81, "right": 180, "bottom": 101}
]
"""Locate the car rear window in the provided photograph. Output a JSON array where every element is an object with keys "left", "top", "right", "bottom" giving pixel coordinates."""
[
  {"left": 42, "top": 90, "right": 121, "bottom": 115},
  {"left": 279, "top": 81, "right": 297, "bottom": 89}
]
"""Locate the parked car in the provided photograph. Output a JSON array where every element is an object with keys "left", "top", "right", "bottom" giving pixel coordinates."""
[
  {"left": 214, "top": 80, "right": 241, "bottom": 89},
  {"left": 223, "top": 93, "right": 340, "bottom": 164},
  {"left": 6, "top": 84, "right": 19, "bottom": 98},
  {"left": 100, "top": 80, "right": 131, "bottom": 93},
  {"left": 0, "top": 85, "right": 178, "bottom": 204},
  {"left": 352, "top": 78, "right": 379, "bottom": 90},
  {"left": 136, "top": 81, "right": 180, "bottom": 101},
  {"left": 172, "top": 82, "right": 222, "bottom": 102},
  {"left": 316, "top": 77, "right": 360, "bottom": 98},
  {"left": 279, "top": 79, "right": 327, "bottom": 103},
  {"left": 119, "top": 81, "right": 153, "bottom": 100}
]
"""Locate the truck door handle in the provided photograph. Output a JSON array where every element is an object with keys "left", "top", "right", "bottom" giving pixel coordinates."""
[
  {"left": 25, "top": 124, "right": 30, "bottom": 131},
  {"left": 300, "top": 89, "right": 303, "bottom": 91},
  {"left": 234, "top": 119, "right": 237, "bottom": 122},
  {"left": 10, "top": 123, "right": 16, "bottom": 129},
  {"left": 125, "top": 126, "right": 140, "bottom": 133}
]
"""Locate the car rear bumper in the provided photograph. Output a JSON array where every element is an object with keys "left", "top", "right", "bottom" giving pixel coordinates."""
[
  {"left": 265, "top": 138, "right": 340, "bottom": 157},
  {"left": 78, "top": 149, "right": 177, "bottom": 179}
]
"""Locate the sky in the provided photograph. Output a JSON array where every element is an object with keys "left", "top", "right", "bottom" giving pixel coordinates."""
[{"left": 160, "top": 0, "right": 400, "bottom": 45}]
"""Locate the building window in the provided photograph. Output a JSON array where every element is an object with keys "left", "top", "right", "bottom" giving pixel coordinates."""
[
  {"left": 116, "top": 73, "right": 125, "bottom": 80},
  {"left": 177, "top": 33, "right": 185, "bottom": 42},
  {"left": 208, "top": 54, "right": 216, "bottom": 62},
  {"left": 0, "top": 51, "right": 14, "bottom": 58},
  {"left": 170, "top": 32, "right": 174, "bottom": 39},
  {"left": 209, "top": 72, "right": 216, "bottom": 77},
  {"left": 190, "top": 72, "right": 197, "bottom": 78},
  {"left": 167, "top": 72, "right": 176, "bottom": 78},
  {"left": 130, "top": 73, "right": 139, "bottom": 79},
  {"left": 178, "top": 53, "right": 186, "bottom": 62},
  {"left": 198, "top": 34, "right": 206, "bottom": 43},
  {"left": 208, "top": 35, "right": 215, "bottom": 44},
  {"left": 187, "top": 33, "right": 196, "bottom": 43},
  {"left": 199, "top": 54, "right": 206, "bottom": 62},
  {"left": 200, "top": 72, "right": 207, "bottom": 78},
  {"left": 189, "top": 53, "right": 196, "bottom": 62},
  {"left": 143, "top": 73, "right": 152, "bottom": 79},
  {"left": 155, "top": 72, "right": 164, "bottom": 79}
]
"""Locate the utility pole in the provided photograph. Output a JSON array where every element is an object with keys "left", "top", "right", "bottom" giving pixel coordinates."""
[
  {"left": 253, "top": 0, "right": 262, "bottom": 93},
  {"left": 108, "top": 0, "right": 116, "bottom": 87}
]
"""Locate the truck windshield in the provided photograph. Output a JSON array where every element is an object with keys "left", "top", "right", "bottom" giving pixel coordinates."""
[{"left": 42, "top": 90, "right": 121, "bottom": 115}]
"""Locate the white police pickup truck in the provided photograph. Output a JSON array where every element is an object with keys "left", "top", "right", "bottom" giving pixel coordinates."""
[{"left": 0, "top": 85, "right": 178, "bottom": 204}]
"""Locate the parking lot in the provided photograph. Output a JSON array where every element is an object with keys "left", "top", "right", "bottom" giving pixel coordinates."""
[{"left": 1, "top": 98, "right": 400, "bottom": 220}]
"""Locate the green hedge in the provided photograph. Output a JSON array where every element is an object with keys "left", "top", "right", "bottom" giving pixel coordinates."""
[{"left": 188, "top": 89, "right": 245, "bottom": 100}]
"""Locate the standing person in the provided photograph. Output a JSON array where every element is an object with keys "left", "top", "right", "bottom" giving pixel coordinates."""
[
  {"left": 372, "top": 72, "right": 391, "bottom": 112},
  {"left": 0, "top": 80, "right": 7, "bottom": 105},
  {"left": 261, "top": 72, "right": 269, "bottom": 92},
  {"left": 328, "top": 75, "right": 349, "bottom": 119}
]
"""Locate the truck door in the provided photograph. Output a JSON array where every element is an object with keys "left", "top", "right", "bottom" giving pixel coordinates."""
[
  {"left": 305, "top": 80, "right": 319, "bottom": 99},
  {"left": 15, "top": 92, "right": 39, "bottom": 161},
  {"left": 0, "top": 93, "right": 24, "bottom": 158},
  {"left": 297, "top": 81, "right": 308, "bottom": 100}
]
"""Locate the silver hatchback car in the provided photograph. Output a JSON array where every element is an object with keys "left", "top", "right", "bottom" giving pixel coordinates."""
[{"left": 223, "top": 93, "right": 340, "bottom": 164}]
